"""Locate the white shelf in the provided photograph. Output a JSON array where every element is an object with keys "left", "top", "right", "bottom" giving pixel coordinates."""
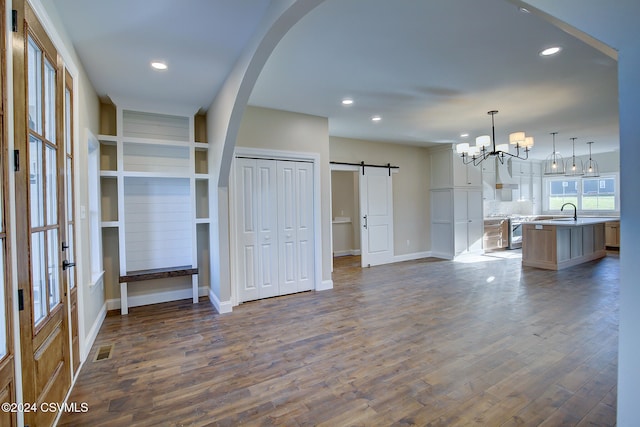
[
  {"left": 98, "top": 134, "right": 118, "bottom": 143},
  {"left": 121, "top": 171, "right": 192, "bottom": 179},
  {"left": 122, "top": 136, "right": 194, "bottom": 147},
  {"left": 99, "top": 107, "right": 211, "bottom": 312}
]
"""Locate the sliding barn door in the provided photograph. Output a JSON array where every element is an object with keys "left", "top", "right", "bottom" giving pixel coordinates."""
[
  {"left": 360, "top": 166, "right": 394, "bottom": 267},
  {"left": 235, "top": 157, "right": 314, "bottom": 303}
]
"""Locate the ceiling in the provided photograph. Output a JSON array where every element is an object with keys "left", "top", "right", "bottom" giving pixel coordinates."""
[{"left": 51, "top": 0, "right": 619, "bottom": 160}]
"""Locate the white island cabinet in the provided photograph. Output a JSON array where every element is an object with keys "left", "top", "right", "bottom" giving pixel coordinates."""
[{"left": 521, "top": 217, "right": 618, "bottom": 270}]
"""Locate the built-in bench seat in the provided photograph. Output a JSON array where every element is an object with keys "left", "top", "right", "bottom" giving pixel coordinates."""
[{"left": 118, "top": 265, "right": 198, "bottom": 315}]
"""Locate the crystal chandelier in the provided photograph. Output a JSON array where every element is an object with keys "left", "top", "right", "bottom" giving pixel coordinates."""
[
  {"left": 543, "top": 132, "right": 566, "bottom": 175},
  {"left": 456, "top": 110, "right": 533, "bottom": 166}
]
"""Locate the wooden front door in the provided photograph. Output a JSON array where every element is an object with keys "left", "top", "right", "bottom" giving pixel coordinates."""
[
  {"left": 13, "top": 2, "right": 72, "bottom": 426},
  {"left": 0, "top": 1, "right": 17, "bottom": 425}
]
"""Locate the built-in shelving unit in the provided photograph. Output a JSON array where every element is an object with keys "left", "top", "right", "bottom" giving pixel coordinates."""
[{"left": 99, "top": 102, "right": 210, "bottom": 311}]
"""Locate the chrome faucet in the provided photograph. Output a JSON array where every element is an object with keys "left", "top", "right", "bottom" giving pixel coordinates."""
[{"left": 561, "top": 202, "right": 577, "bottom": 221}]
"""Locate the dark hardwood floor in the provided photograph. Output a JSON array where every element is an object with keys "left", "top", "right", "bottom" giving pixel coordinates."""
[{"left": 59, "top": 252, "right": 618, "bottom": 426}]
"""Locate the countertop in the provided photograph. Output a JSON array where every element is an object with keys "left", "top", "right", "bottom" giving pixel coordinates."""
[{"left": 522, "top": 217, "right": 619, "bottom": 226}]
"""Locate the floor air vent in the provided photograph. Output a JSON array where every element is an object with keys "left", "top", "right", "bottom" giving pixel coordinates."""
[{"left": 93, "top": 344, "right": 114, "bottom": 362}]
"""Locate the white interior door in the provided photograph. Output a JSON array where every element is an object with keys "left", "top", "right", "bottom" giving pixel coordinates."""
[
  {"left": 360, "top": 166, "right": 394, "bottom": 267},
  {"left": 278, "top": 161, "right": 314, "bottom": 295},
  {"left": 235, "top": 158, "right": 279, "bottom": 302}
]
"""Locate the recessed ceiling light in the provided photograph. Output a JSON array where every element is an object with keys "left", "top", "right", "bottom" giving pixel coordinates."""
[
  {"left": 371, "top": 115, "right": 382, "bottom": 122},
  {"left": 151, "top": 61, "right": 168, "bottom": 70},
  {"left": 460, "top": 133, "right": 469, "bottom": 138},
  {"left": 342, "top": 98, "right": 354, "bottom": 105},
  {"left": 540, "top": 46, "right": 562, "bottom": 56},
  {"left": 519, "top": 7, "right": 530, "bottom": 13}
]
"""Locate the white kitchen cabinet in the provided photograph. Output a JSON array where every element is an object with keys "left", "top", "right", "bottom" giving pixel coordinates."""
[
  {"left": 453, "top": 155, "right": 482, "bottom": 187},
  {"left": 454, "top": 189, "right": 484, "bottom": 255},
  {"left": 430, "top": 147, "right": 453, "bottom": 189},
  {"left": 605, "top": 221, "right": 620, "bottom": 248},
  {"left": 511, "top": 160, "right": 532, "bottom": 176},
  {"left": 481, "top": 157, "right": 496, "bottom": 201},
  {"left": 429, "top": 145, "right": 484, "bottom": 259}
]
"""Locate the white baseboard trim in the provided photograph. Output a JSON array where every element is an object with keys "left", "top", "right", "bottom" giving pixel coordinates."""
[
  {"left": 392, "top": 251, "right": 432, "bottom": 263},
  {"left": 317, "top": 279, "right": 333, "bottom": 291},
  {"left": 106, "top": 286, "right": 210, "bottom": 311},
  {"left": 209, "top": 289, "right": 233, "bottom": 314},
  {"left": 430, "top": 251, "right": 454, "bottom": 260},
  {"left": 333, "top": 249, "right": 361, "bottom": 257},
  {"left": 82, "top": 302, "right": 107, "bottom": 361}
]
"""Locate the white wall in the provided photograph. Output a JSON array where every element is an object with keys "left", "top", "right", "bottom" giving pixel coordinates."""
[
  {"left": 331, "top": 171, "right": 359, "bottom": 255},
  {"left": 330, "top": 136, "right": 431, "bottom": 256},
  {"left": 206, "top": 1, "right": 325, "bottom": 308},
  {"left": 518, "top": 1, "right": 640, "bottom": 424},
  {"left": 235, "top": 106, "right": 332, "bottom": 284},
  {"left": 576, "top": 150, "right": 619, "bottom": 174}
]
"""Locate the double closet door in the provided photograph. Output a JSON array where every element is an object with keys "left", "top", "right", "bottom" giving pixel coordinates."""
[{"left": 235, "top": 158, "right": 314, "bottom": 303}]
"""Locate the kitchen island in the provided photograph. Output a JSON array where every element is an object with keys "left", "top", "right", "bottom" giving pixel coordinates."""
[{"left": 521, "top": 217, "right": 619, "bottom": 270}]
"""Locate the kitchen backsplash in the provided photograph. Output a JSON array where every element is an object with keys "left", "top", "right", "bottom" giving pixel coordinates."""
[{"left": 484, "top": 199, "right": 535, "bottom": 217}]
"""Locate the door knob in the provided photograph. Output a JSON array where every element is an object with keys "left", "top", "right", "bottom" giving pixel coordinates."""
[{"left": 63, "top": 260, "right": 75, "bottom": 270}]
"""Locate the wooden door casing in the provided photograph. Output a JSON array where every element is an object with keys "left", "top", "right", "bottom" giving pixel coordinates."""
[
  {"left": 64, "top": 69, "right": 79, "bottom": 375},
  {"left": 0, "top": 0, "right": 16, "bottom": 424},
  {"left": 13, "top": 2, "right": 71, "bottom": 426}
]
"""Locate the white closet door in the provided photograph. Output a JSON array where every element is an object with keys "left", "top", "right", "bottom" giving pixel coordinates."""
[
  {"left": 277, "top": 161, "right": 314, "bottom": 295},
  {"left": 295, "top": 162, "right": 314, "bottom": 292},
  {"left": 236, "top": 158, "right": 279, "bottom": 302}
]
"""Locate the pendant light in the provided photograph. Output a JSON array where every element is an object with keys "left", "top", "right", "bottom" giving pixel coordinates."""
[
  {"left": 543, "top": 132, "right": 565, "bottom": 175},
  {"left": 565, "top": 137, "right": 584, "bottom": 176},
  {"left": 583, "top": 141, "right": 600, "bottom": 177}
]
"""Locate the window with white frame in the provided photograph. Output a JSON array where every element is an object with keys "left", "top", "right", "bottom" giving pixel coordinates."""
[{"left": 544, "top": 174, "right": 618, "bottom": 213}]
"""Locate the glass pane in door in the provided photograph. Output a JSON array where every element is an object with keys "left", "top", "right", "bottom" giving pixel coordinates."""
[
  {"left": 44, "top": 59, "right": 56, "bottom": 143},
  {"left": 66, "top": 157, "right": 72, "bottom": 221},
  {"left": 65, "top": 88, "right": 71, "bottom": 155},
  {"left": 47, "top": 229, "right": 60, "bottom": 310},
  {"left": 29, "top": 135, "right": 44, "bottom": 227},
  {"left": 31, "top": 232, "right": 46, "bottom": 324},
  {"left": 27, "top": 37, "right": 42, "bottom": 133},
  {"left": 46, "top": 145, "right": 57, "bottom": 225}
]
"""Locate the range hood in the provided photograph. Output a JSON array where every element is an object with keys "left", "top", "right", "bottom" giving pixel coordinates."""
[{"left": 495, "top": 157, "right": 519, "bottom": 189}]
